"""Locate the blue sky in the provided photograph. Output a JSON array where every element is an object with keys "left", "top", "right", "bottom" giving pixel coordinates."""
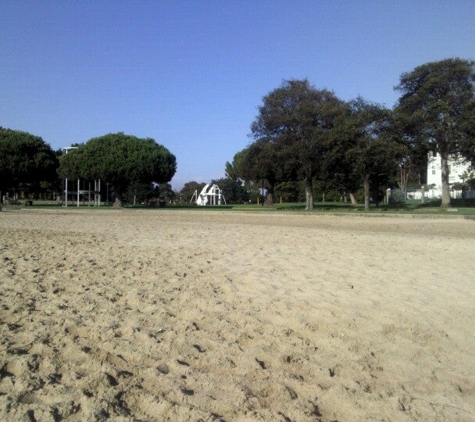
[{"left": 1, "top": 1, "right": 474, "bottom": 189}]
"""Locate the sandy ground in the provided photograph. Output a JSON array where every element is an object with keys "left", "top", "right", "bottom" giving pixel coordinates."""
[{"left": 0, "top": 209, "right": 474, "bottom": 422}]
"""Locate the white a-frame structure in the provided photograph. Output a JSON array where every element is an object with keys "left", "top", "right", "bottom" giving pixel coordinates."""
[{"left": 191, "top": 184, "right": 226, "bottom": 206}]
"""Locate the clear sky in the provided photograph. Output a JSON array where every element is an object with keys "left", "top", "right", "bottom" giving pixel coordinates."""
[{"left": 1, "top": 1, "right": 474, "bottom": 189}]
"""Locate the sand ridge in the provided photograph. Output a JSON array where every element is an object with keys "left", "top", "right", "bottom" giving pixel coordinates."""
[{"left": 1, "top": 209, "right": 474, "bottom": 421}]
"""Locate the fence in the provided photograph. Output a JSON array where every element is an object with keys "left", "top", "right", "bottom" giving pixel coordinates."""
[{"left": 387, "top": 188, "right": 475, "bottom": 203}]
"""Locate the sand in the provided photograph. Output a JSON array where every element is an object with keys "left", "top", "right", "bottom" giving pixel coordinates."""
[{"left": 0, "top": 209, "right": 474, "bottom": 421}]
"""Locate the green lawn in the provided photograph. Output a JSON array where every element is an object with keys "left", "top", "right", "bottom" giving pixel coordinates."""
[
  {"left": 232, "top": 198, "right": 475, "bottom": 215},
  {"left": 4, "top": 198, "right": 475, "bottom": 216}
]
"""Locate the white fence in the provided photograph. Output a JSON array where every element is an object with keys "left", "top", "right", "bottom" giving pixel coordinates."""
[{"left": 388, "top": 188, "right": 475, "bottom": 203}]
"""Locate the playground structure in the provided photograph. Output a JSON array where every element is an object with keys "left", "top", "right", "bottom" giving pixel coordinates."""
[
  {"left": 191, "top": 184, "right": 226, "bottom": 206},
  {"left": 63, "top": 179, "right": 102, "bottom": 207},
  {"left": 62, "top": 147, "right": 102, "bottom": 207}
]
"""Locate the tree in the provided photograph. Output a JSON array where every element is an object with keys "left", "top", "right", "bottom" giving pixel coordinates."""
[
  {"left": 225, "top": 149, "right": 247, "bottom": 180},
  {"left": 125, "top": 181, "right": 159, "bottom": 205},
  {"left": 0, "top": 127, "right": 58, "bottom": 203},
  {"left": 211, "top": 177, "right": 248, "bottom": 204},
  {"left": 58, "top": 133, "right": 176, "bottom": 207},
  {"left": 274, "top": 180, "right": 303, "bottom": 203},
  {"left": 157, "top": 183, "right": 176, "bottom": 203},
  {"left": 225, "top": 149, "right": 257, "bottom": 202},
  {"left": 395, "top": 58, "right": 475, "bottom": 207},
  {"left": 346, "top": 98, "right": 405, "bottom": 210},
  {"left": 251, "top": 79, "right": 345, "bottom": 210},
  {"left": 236, "top": 140, "right": 283, "bottom": 206},
  {"left": 180, "top": 181, "right": 206, "bottom": 203},
  {"left": 317, "top": 98, "right": 403, "bottom": 210},
  {"left": 318, "top": 103, "right": 362, "bottom": 205},
  {"left": 459, "top": 99, "right": 475, "bottom": 167},
  {"left": 396, "top": 144, "right": 429, "bottom": 194}
]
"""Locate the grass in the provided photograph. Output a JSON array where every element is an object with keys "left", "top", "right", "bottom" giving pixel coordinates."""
[
  {"left": 231, "top": 199, "right": 475, "bottom": 214},
  {"left": 4, "top": 198, "right": 475, "bottom": 216}
]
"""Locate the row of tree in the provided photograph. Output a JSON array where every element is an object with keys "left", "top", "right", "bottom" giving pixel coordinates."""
[
  {"left": 0, "top": 128, "right": 58, "bottom": 204},
  {"left": 226, "top": 58, "right": 475, "bottom": 209},
  {"left": 57, "top": 133, "right": 176, "bottom": 206},
  {"left": 2, "top": 58, "right": 474, "bottom": 209},
  {"left": 0, "top": 130, "right": 176, "bottom": 207}
]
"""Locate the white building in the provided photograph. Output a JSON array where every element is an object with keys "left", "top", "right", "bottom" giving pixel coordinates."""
[
  {"left": 191, "top": 184, "right": 226, "bottom": 206},
  {"left": 426, "top": 152, "right": 473, "bottom": 198}
]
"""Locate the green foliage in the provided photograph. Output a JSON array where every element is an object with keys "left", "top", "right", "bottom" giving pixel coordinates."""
[
  {"left": 229, "top": 59, "right": 475, "bottom": 211},
  {"left": 333, "top": 97, "right": 405, "bottom": 208},
  {"left": 225, "top": 150, "right": 247, "bottom": 180},
  {"left": 237, "top": 140, "right": 283, "bottom": 205},
  {"left": 124, "top": 181, "right": 159, "bottom": 204},
  {"left": 395, "top": 58, "right": 475, "bottom": 155},
  {"left": 250, "top": 79, "right": 346, "bottom": 209},
  {"left": 274, "top": 181, "right": 302, "bottom": 203},
  {"left": 246, "top": 82, "right": 404, "bottom": 210},
  {"left": 242, "top": 80, "right": 407, "bottom": 209},
  {"left": 395, "top": 58, "right": 475, "bottom": 207},
  {"left": 211, "top": 177, "right": 249, "bottom": 204},
  {"left": 58, "top": 133, "right": 176, "bottom": 204},
  {"left": 179, "top": 181, "right": 206, "bottom": 203},
  {"left": 0, "top": 127, "right": 58, "bottom": 200},
  {"left": 157, "top": 183, "right": 176, "bottom": 202}
]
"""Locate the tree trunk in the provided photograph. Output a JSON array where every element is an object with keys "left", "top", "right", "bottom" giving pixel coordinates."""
[
  {"left": 113, "top": 197, "right": 123, "bottom": 208},
  {"left": 349, "top": 192, "right": 358, "bottom": 205},
  {"left": 373, "top": 183, "right": 380, "bottom": 208},
  {"left": 305, "top": 177, "right": 313, "bottom": 210},
  {"left": 265, "top": 193, "right": 273, "bottom": 206},
  {"left": 265, "top": 182, "right": 275, "bottom": 207},
  {"left": 265, "top": 192, "right": 273, "bottom": 206},
  {"left": 399, "top": 164, "right": 409, "bottom": 194},
  {"left": 364, "top": 175, "right": 370, "bottom": 211},
  {"left": 440, "top": 153, "right": 451, "bottom": 208}
]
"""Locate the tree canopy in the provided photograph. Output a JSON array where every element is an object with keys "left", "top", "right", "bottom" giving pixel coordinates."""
[
  {"left": 211, "top": 177, "right": 248, "bottom": 204},
  {"left": 251, "top": 79, "right": 346, "bottom": 210},
  {"left": 395, "top": 57, "right": 475, "bottom": 207},
  {"left": 58, "top": 133, "right": 176, "bottom": 206},
  {"left": 179, "top": 181, "right": 206, "bottom": 203},
  {"left": 344, "top": 98, "right": 404, "bottom": 210},
  {"left": 235, "top": 140, "right": 283, "bottom": 205},
  {"left": 0, "top": 127, "right": 58, "bottom": 203}
]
